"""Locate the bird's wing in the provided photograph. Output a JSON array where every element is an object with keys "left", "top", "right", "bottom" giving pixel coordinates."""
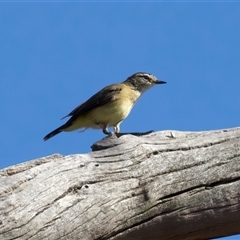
[{"left": 62, "top": 84, "right": 122, "bottom": 119}]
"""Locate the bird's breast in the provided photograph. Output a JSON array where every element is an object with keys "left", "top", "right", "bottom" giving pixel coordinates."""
[
  {"left": 91, "top": 98, "right": 134, "bottom": 125},
  {"left": 64, "top": 88, "right": 140, "bottom": 131}
]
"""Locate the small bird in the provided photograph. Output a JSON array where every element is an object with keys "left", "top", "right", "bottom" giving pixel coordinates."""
[{"left": 43, "top": 72, "right": 166, "bottom": 141}]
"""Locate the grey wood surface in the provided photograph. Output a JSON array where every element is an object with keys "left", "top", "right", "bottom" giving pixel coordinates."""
[{"left": 0, "top": 128, "right": 240, "bottom": 240}]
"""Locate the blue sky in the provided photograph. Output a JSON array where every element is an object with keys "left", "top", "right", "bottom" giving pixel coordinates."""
[{"left": 0, "top": 3, "right": 239, "bottom": 239}]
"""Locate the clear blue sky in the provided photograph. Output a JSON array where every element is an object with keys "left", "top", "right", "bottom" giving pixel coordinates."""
[{"left": 0, "top": 3, "right": 239, "bottom": 239}]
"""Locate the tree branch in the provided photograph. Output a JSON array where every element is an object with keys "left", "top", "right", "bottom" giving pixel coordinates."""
[{"left": 1, "top": 127, "right": 240, "bottom": 240}]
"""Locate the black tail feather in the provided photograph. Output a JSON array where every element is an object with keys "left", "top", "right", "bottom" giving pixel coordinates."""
[{"left": 43, "top": 127, "right": 62, "bottom": 141}]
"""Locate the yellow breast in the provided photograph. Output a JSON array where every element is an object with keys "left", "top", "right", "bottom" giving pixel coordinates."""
[{"left": 63, "top": 86, "right": 140, "bottom": 132}]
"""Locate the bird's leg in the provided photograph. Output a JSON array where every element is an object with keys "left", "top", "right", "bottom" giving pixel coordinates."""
[
  {"left": 112, "top": 123, "right": 121, "bottom": 137},
  {"left": 102, "top": 126, "right": 110, "bottom": 135},
  {"left": 113, "top": 125, "right": 120, "bottom": 134}
]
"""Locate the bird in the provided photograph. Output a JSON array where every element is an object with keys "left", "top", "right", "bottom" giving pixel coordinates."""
[{"left": 43, "top": 72, "right": 166, "bottom": 141}]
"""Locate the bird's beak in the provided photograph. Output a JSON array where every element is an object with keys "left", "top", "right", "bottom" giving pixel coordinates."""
[{"left": 155, "top": 80, "right": 166, "bottom": 84}]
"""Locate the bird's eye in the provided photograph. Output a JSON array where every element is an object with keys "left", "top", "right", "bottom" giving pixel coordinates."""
[{"left": 143, "top": 75, "right": 152, "bottom": 81}]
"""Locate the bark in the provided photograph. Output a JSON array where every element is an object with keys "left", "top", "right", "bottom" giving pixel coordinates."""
[{"left": 0, "top": 127, "right": 240, "bottom": 240}]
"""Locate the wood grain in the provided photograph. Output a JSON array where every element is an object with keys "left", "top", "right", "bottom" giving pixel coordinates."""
[{"left": 1, "top": 127, "right": 240, "bottom": 240}]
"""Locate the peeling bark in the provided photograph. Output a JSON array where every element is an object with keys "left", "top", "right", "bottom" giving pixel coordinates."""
[{"left": 0, "top": 127, "right": 240, "bottom": 240}]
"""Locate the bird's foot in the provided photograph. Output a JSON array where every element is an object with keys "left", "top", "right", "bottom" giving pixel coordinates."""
[{"left": 115, "top": 130, "right": 154, "bottom": 138}]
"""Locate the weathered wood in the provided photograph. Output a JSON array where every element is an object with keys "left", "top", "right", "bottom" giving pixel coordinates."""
[{"left": 0, "top": 127, "right": 240, "bottom": 240}]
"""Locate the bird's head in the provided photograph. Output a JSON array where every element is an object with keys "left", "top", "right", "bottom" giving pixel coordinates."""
[{"left": 124, "top": 72, "right": 166, "bottom": 93}]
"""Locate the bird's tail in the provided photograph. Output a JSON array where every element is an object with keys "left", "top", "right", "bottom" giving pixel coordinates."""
[{"left": 43, "top": 127, "right": 63, "bottom": 141}]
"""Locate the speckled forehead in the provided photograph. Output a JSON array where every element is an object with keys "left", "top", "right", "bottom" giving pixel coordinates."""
[
  {"left": 141, "top": 73, "right": 157, "bottom": 80},
  {"left": 135, "top": 72, "right": 150, "bottom": 77}
]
